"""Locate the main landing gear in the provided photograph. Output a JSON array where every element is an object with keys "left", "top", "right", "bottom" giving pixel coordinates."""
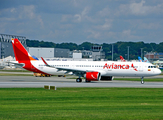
[
  {"left": 141, "top": 77, "right": 144, "bottom": 84},
  {"left": 76, "top": 78, "right": 91, "bottom": 83},
  {"left": 76, "top": 78, "right": 82, "bottom": 82}
]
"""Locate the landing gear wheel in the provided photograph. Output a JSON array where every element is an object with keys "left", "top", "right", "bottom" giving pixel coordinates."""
[
  {"left": 141, "top": 77, "right": 144, "bottom": 84},
  {"left": 141, "top": 80, "right": 144, "bottom": 84},
  {"left": 76, "top": 78, "right": 82, "bottom": 83}
]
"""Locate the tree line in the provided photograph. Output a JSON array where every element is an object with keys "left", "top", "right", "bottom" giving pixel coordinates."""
[{"left": 26, "top": 39, "right": 163, "bottom": 60}]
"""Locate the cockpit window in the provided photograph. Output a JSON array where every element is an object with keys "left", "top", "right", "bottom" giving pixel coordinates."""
[{"left": 148, "top": 66, "right": 157, "bottom": 68}]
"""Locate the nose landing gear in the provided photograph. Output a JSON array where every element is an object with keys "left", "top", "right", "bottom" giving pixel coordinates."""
[{"left": 141, "top": 77, "right": 144, "bottom": 84}]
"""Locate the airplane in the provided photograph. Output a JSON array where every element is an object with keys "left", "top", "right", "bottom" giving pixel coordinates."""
[
  {"left": 120, "top": 56, "right": 126, "bottom": 62},
  {"left": 32, "top": 55, "right": 39, "bottom": 60},
  {"left": 138, "top": 56, "right": 150, "bottom": 63},
  {"left": 138, "top": 56, "right": 144, "bottom": 62},
  {"left": 144, "top": 57, "right": 150, "bottom": 63},
  {"left": 11, "top": 38, "right": 161, "bottom": 84}
]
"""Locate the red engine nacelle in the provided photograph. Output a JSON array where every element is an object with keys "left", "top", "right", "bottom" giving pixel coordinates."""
[{"left": 85, "top": 72, "right": 101, "bottom": 81}]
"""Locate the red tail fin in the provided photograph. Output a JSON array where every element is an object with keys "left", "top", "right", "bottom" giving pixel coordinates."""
[
  {"left": 11, "top": 38, "right": 36, "bottom": 63},
  {"left": 120, "top": 56, "right": 126, "bottom": 62},
  {"left": 11, "top": 38, "right": 49, "bottom": 74}
]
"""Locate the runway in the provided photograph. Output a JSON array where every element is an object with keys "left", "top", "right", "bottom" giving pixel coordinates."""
[{"left": 0, "top": 76, "right": 163, "bottom": 88}]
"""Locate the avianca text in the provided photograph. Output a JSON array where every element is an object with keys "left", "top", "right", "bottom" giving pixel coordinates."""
[{"left": 103, "top": 63, "right": 130, "bottom": 69}]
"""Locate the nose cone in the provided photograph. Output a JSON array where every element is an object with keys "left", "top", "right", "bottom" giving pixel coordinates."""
[{"left": 156, "top": 69, "right": 162, "bottom": 75}]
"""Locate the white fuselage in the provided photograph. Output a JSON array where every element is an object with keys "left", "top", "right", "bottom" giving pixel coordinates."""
[{"left": 30, "top": 60, "right": 161, "bottom": 77}]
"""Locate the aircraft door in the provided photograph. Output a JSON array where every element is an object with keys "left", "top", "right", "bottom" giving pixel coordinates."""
[
  {"left": 139, "top": 63, "right": 143, "bottom": 72},
  {"left": 71, "top": 63, "right": 74, "bottom": 68}
]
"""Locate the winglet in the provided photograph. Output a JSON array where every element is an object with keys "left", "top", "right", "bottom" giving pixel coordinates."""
[{"left": 41, "top": 57, "right": 51, "bottom": 67}]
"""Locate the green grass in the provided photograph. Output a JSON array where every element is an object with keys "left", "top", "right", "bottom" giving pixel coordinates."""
[{"left": 0, "top": 88, "right": 163, "bottom": 120}]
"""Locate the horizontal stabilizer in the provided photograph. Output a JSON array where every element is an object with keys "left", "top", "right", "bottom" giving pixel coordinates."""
[{"left": 8, "top": 61, "right": 25, "bottom": 67}]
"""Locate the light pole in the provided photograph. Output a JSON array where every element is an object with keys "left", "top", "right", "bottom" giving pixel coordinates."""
[
  {"left": 127, "top": 46, "right": 130, "bottom": 61},
  {"left": 112, "top": 44, "right": 114, "bottom": 61},
  {"left": 141, "top": 48, "right": 143, "bottom": 59},
  {"left": 144, "top": 51, "right": 146, "bottom": 58}
]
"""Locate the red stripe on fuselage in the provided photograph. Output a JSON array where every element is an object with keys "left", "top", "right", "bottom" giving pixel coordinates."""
[{"left": 23, "top": 61, "right": 50, "bottom": 74}]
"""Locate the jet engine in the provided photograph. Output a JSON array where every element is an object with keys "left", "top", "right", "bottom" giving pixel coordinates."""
[{"left": 84, "top": 72, "right": 101, "bottom": 81}]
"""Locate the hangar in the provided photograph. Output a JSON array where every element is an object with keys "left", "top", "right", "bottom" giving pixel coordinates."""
[{"left": 0, "top": 34, "right": 26, "bottom": 59}]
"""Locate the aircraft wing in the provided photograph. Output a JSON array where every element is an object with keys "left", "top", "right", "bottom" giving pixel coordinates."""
[
  {"left": 7, "top": 61, "right": 25, "bottom": 67},
  {"left": 41, "top": 57, "right": 91, "bottom": 73}
]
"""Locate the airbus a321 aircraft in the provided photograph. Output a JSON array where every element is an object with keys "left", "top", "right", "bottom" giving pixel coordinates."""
[{"left": 11, "top": 38, "right": 161, "bottom": 84}]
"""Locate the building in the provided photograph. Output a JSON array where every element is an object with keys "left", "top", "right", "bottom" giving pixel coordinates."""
[
  {"left": 73, "top": 53, "right": 82, "bottom": 59},
  {"left": 28, "top": 47, "right": 70, "bottom": 58},
  {"left": 0, "top": 34, "right": 26, "bottom": 59},
  {"left": 73, "top": 46, "right": 105, "bottom": 61},
  {"left": 82, "top": 50, "right": 92, "bottom": 58},
  {"left": 91, "top": 46, "right": 105, "bottom": 61},
  {"left": 54, "top": 48, "right": 70, "bottom": 58},
  {"left": 145, "top": 52, "right": 163, "bottom": 62},
  {"left": 27, "top": 47, "right": 54, "bottom": 58}
]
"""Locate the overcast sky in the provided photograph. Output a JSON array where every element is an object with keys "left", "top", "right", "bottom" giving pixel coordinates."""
[{"left": 0, "top": 0, "right": 163, "bottom": 44}]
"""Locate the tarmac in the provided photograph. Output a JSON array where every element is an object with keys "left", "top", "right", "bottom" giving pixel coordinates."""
[{"left": 0, "top": 74, "right": 163, "bottom": 88}]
